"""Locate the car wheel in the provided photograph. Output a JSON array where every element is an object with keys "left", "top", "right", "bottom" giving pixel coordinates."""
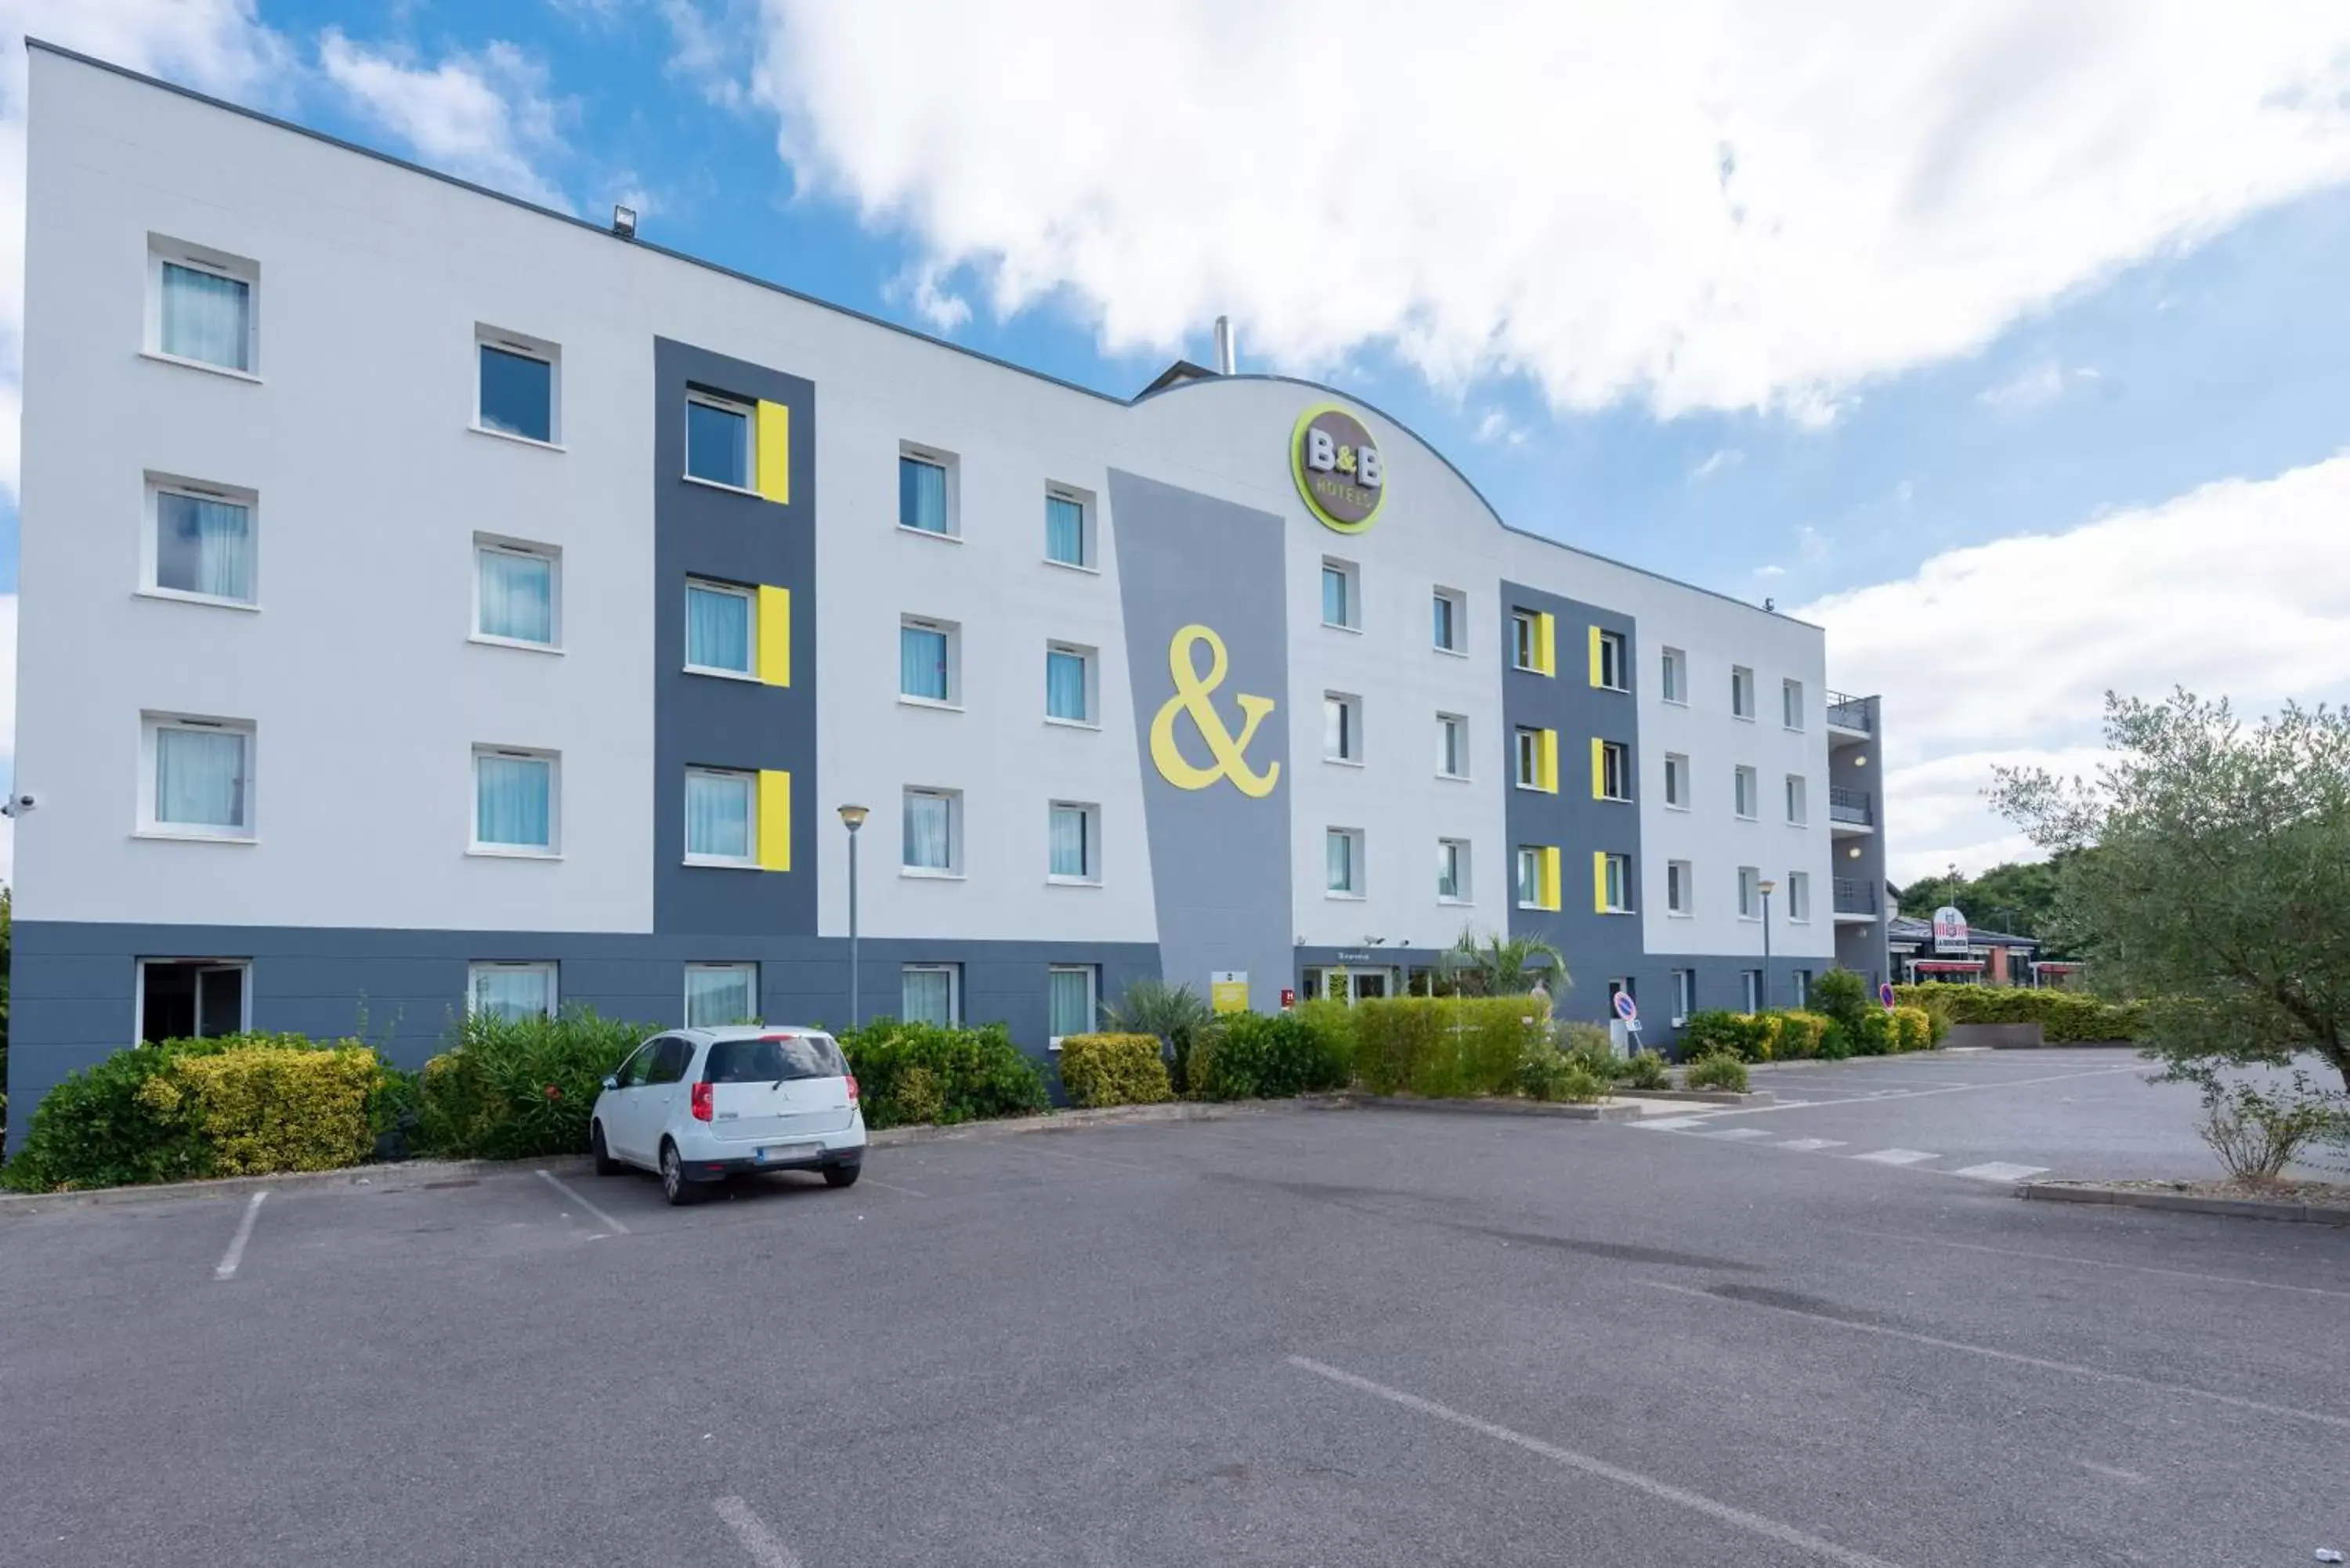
[
  {"left": 822, "top": 1164, "right": 862, "bottom": 1189},
  {"left": 591, "top": 1122, "right": 621, "bottom": 1176},
  {"left": 659, "top": 1140, "right": 696, "bottom": 1205}
]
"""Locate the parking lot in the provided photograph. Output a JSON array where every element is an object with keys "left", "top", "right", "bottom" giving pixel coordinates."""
[{"left": 5, "top": 1051, "right": 2348, "bottom": 1567}]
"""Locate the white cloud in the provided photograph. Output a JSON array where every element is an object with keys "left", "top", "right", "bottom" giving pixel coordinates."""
[
  {"left": 1690, "top": 446, "right": 1743, "bottom": 480},
  {"left": 318, "top": 31, "right": 572, "bottom": 212},
  {"left": 751, "top": 0, "right": 2350, "bottom": 420},
  {"left": 661, "top": 0, "right": 751, "bottom": 110},
  {"left": 1976, "top": 359, "right": 2099, "bottom": 412},
  {"left": 1472, "top": 409, "right": 1528, "bottom": 447},
  {"left": 891, "top": 264, "right": 971, "bottom": 333},
  {"left": 1799, "top": 453, "right": 2350, "bottom": 880}
]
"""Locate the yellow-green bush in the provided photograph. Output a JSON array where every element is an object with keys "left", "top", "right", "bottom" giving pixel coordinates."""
[
  {"left": 1891, "top": 983, "right": 2139, "bottom": 1042},
  {"left": 1058, "top": 1033, "right": 1173, "bottom": 1107},
  {"left": 1890, "top": 1006, "right": 1934, "bottom": 1053},
  {"left": 1344, "top": 996, "right": 1549, "bottom": 1098},
  {"left": 136, "top": 1046, "right": 381, "bottom": 1176},
  {"left": 1762, "top": 1010, "right": 1831, "bottom": 1060}
]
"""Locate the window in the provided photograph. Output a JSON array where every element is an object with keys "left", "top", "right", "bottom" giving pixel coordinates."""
[
  {"left": 143, "top": 715, "right": 252, "bottom": 838},
  {"left": 1045, "top": 488, "right": 1092, "bottom": 567},
  {"left": 139, "top": 959, "right": 249, "bottom": 1042},
  {"left": 1048, "top": 801, "right": 1100, "bottom": 883},
  {"left": 1436, "top": 713, "right": 1468, "bottom": 779},
  {"left": 1788, "top": 871, "right": 1811, "bottom": 922},
  {"left": 1046, "top": 643, "right": 1095, "bottom": 724},
  {"left": 1734, "top": 766, "right": 1759, "bottom": 819},
  {"left": 1737, "top": 865, "right": 1761, "bottom": 919},
  {"left": 1437, "top": 839, "right": 1470, "bottom": 903},
  {"left": 1742, "top": 969, "right": 1762, "bottom": 1014},
  {"left": 1511, "top": 610, "right": 1541, "bottom": 671},
  {"left": 1792, "top": 969, "right": 1813, "bottom": 1008},
  {"left": 1599, "top": 852, "right": 1632, "bottom": 912},
  {"left": 1321, "top": 558, "right": 1360, "bottom": 630},
  {"left": 476, "top": 329, "right": 557, "bottom": 445},
  {"left": 1324, "top": 692, "right": 1362, "bottom": 763},
  {"left": 146, "top": 479, "right": 255, "bottom": 605},
  {"left": 1671, "top": 968, "right": 1695, "bottom": 1027},
  {"left": 902, "top": 964, "right": 960, "bottom": 1026},
  {"left": 1783, "top": 678, "right": 1806, "bottom": 730},
  {"left": 474, "top": 748, "right": 557, "bottom": 854},
  {"left": 685, "top": 768, "right": 757, "bottom": 865},
  {"left": 1661, "top": 647, "right": 1687, "bottom": 704},
  {"left": 1664, "top": 753, "right": 1689, "bottom": 809},
  {"left": 150, "top": 240, "right": 255, "bottom": 373},
  {"left": 1515, "top": 726, "right": 1556, "bottom": 791},
  {"left": 1785, "top": 774, "right": 1808, "bottom": 826},
  {"left": 1731, "top": 665, "right": 1756, "bottom": 719},
  {"left": 685, "top": 963, "right": 758, "bottom": 1028},
  {"left": 470, "top": 962, "right": 556, "bottom": 1022},
  {"left": 1047, "top": 965, "right": 1097, "bottom": 1047},
  {"left": 1325, "top": 828, "right": 1365, "bottom": 897},
  {"left": 474, "top": 539, "right": 559, "bottom": 648},
  {"left": 899, "top": 450, "right": 953, "bottom": 535},
  {"left": 686, "top": 392, "right": 752, "bottom": 489},
  {"left": 1515, "top": 845, "right": 1556, "bottom": 910},
  {"left": 903, "top": 787, "right": 960, "bottom": 874},
  {"left": 899, "top": 616, "right": 959, "bottom": 706},
  {"left": 1667, "top": 860, "right": 1692, "bottom": 916},
  {"left": 685, "top": 580, "right": 755, "bottom": 675},
  {"left": 1596, "top": 630, "right": 1627, "bottom": 691},
  {"left": 1432, "top": 587, "right": 1466, "bottom": 653},
  {"left": 1597, "top": 740, "right": 1631, "bottom": 801}
]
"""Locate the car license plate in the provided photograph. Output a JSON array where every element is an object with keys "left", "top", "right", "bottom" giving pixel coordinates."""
[{"left": 760, "top": 1144, "right": 813, "bottom": 1164}]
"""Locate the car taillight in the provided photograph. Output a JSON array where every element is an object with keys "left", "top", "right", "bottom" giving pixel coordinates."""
[
  {"left": 690, "top": 1082, "right": 714, "bottom": 1122},
  {"left": 845, "top": 1074, "right": 860, "bottom": 1105}
]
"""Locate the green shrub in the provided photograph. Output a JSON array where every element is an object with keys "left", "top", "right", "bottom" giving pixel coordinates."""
[
  {"left": 1618, "top": 1050, "right": 1671, "bottom": 1091},
  {"left": 1762, "top": 1010, "right": 1831, "bottom": 1060},
  {"left": 415, "top": 1008, "right": 653, "bottom": 1160},
  {"left": 2, "top": 1033, "right": 389, "bottom": 1192},
  {"left": 1678, "top": 1010, "right": 1771, "bottom": 1062},
  {"left": 1817, "top": 1022, "right": 1855, "bottom": 1060},
  {"left": 1851, "top": 1010, "right": 1896, "bottom": 1056},
  {"left": 1890, "top": 1006, "right": 1934, "bottom": 1053},
  {"left": 1104, "top": 979, "right": 1215, "bottom": 1096},
  {"left": 1517, "top": 1042, "right": 1608, "bottom": 1104},
  {"left": 1685, "top": 1052, "right": 1751, "bottom": 1093},
  {"left": 137, "top": 1046, "right": 381, "bottom": 1176},
  {"left": 837, "top": 1019, "right": 1051, "bottom": 1129},
  {"left": 1890, "top": 984, "right": 2140, "bottom": 1043},
  {"left": 1057, "top": 1033, "right": 1173, "bottom": 1108},
  {"left": 1810, "top": 968, "right": 1872, "bottom": 1045},
  {"left": 1188, "top": 1010, "right": 1350, "bottom": 1101},
  {"left": 1343, "top": 996, "right": 1548, "bottom": 1097}
]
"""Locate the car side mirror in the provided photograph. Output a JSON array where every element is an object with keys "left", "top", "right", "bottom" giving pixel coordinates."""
[{"left": 601, "top": 1075, "right": 620, "bottom": 1092}]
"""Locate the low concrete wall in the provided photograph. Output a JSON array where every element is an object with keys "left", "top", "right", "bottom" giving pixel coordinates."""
[{"left": 1947, "top": 1022, "right": 2044, "bottom": 1050}]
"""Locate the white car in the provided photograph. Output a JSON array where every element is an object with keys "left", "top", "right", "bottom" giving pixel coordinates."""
[{"left": 590, "top": 1026, "right": 867, "bottom": 1204}]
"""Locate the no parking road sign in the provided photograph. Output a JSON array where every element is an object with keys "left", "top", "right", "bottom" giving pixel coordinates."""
[{"left": 1613, "top": 992, "right": 1639, "bottom": 1023}]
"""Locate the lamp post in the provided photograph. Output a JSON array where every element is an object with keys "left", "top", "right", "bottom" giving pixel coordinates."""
[
  {"left": 1758, "top": 878, "right": 1777, "bottom": 1012},
  {"left": 837, "top": 804, "right": 870, "bottom": 1028}
]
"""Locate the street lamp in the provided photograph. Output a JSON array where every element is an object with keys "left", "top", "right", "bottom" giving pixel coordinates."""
[
  {"left": 1758, "top": 878, "right": 1777, "bottom": 1012},
  {"left": 837, "top": 804, "right": 870, "bottom": 1029}
]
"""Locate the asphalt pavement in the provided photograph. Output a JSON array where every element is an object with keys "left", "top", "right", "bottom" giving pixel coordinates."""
[{"left": 3, "top": 1048, "right": 2346, "bottom": 1567}]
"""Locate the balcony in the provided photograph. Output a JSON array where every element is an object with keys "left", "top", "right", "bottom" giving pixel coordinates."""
[
  {"left": 1828, "top": 786, "right": 1873, "bottom": 827},
  {"left": 1826, "top": 691, "right": 1873, "bottom": 735},
  {"left": 1832, "top": 877, "right": 1878, "bottom": 916}
]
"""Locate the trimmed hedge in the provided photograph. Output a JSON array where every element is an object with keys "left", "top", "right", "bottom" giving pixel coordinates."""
[
  {"left": 1189, "top": 1010, "right": 1351, "bottom": 1101},
  {"left": 1686, "top": 1052, "right": 1751, "bottom": 1093},
  {"left": 1678, "top": 1010, "right": 1772, "bottom": 1062},
  {"left": 1891, "top": 984, "right": 2140, "bottom": 1043},
  {"left": 837, "top": 1019, "right": 1051, "bottom": 1130},
  {"left": 1058, "top": 1033, "right": 1173, "bottom": 1108},
  {"left": 1336, "top": 995, "right": 1549, "bottom": 1098},
  {"left": 418, "top": 1009, "right": 652, "bottom": 1161},
  {"left": 1890, "top": 1006, "right": 1934, "bottom": 1053},
  {"left": 1762, "top": 1010, "right": 1831, "bottom": 1060}
]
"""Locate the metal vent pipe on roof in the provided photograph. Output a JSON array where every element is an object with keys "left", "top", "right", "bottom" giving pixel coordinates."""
[{"left": 1213, "top": 316, "right": 1236, "bottom": 375}]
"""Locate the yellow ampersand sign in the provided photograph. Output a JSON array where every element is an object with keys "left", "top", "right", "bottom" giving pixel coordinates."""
[{"left": 1149, "top": 624, "right": 1280, "bottom": 798}]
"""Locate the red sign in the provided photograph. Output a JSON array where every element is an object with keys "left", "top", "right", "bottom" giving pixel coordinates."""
[{"left": 1280, "top": 988, "right": 1296, "bottom": 1010}]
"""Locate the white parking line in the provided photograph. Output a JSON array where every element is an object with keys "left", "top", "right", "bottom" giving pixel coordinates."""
[
  {"left": 1697, "top": 1127, "right": 1773, "bottom": 1141},
  {"left": 1950, "top": 1162, "right": 2049, "bottom": 1183},
  {"left": 1287, "top": 1357, "right": 1908, "bottom": 1568},
  {"left": 535, "top": 1169, "right": 631, "bottom": 1236},
  {"left": 1629, "top": 1117, "right": 1712, "bottom": 1132},
  {"left": 856, "top": 1175, "right": 928, "bottom": 1199},
  {"left": 2077, "top": 1460, "right": 2148, "bottom": 1484},
  {"left": 212, "top": 1190, "right": 269, "bottom": 1281},
  {"left": 1776, "top": 1138, "right": 1848, "bottom": 1152},
  {"left": 1851, "top": 1148, "right": 1939, "bottom": 1166},
  {"left": 713, "top": 1495, "right": 802, "bottom": 1568}
]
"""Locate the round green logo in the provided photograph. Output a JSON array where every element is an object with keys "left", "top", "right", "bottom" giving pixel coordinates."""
[{"left": 1291, "top": 404, "right": 1387, "bottom": 533}]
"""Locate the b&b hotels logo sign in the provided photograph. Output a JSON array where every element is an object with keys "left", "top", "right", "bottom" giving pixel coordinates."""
[{"left": 1291, "top": 403, "right": 1386, "bottom": 533}]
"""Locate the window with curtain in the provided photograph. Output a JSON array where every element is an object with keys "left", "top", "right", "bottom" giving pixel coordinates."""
[
  {"left": 1049, "top": 804, "right": 1093, "bottom": 880},
  {"left": 686, "top": 396, "right": 750, "bottom": 487},
  {"left": 685, "top": 583, "right": 753, "bottom": 673},
  {"left": 1047, "top": 966, "right": 1094, "bottom": 1042},
  {"left": 478, "top": 344, "right": 554, "bottom": 443},
  {"left": 1046, "top": 647, "right": 1089, "bottom": 721},
  {"left": 900, "top": 456, "right": 949, "bottom": 533},
  {"left": 1045, "top": 494, "right": 1086, "bottom": 565},
  {"left": 902, "top": 966, "right": 956, "bottom": 1026},
  {"left": 1324, "top": 695, "right": 1358, "bottom": 761},
  {"left": 685, "top": 769, "right": 754, "bottom": 862},
  {"left": 475, "top": 752, "right": 554, "bottom": 851},
  {"left": 1517, "top": 847, "right": 1541, "bottom": 906},
  {"left": 475, "top": 544, "right": 555, "bottom": 645},
  {"left": 1603, "top": 853, "right": 1630, "bottom": 911},
  {"left": 153, "top": 724, "right": 249, "bottom": 831},
  {"left": 470, "top": 963, "right": 555, "bottom": 1021},
  {"left": 1326, "top": 829, "right": 1360, "bottom": 894},
  {"left": 1432, "top": 591, "right": 1459, "bottom": 651},
  {"left": 154, "top": 490, "right": 253, "bottom": 602},
  {"left": 904, "top": 789, "right": 954, "bottom": 871},
  {"left": 685, "top": 964, "right": 758, "bottom": 1028},
  {"left": 1321, "top": 563, "right": 1351, "bottom": 627},
  {"left": 901, "top": 623, "right": 951, "bottom": 701},
  {"left": 1437, "top": 714, "right": 1466, "bottom": 778},
  {"left": 1437, "top": 840, "right": 1465, "bottom": 901},
  {"left": 160, "top": 261, "right": 251, "bottom": 370}
]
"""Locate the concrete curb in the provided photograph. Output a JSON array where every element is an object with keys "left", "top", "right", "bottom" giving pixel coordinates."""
[
  {"left": 1339, "top": 1093, "right": 1642, "bottom": 1122},
  {"left": 1641, "top": 1088, "right": 1777, "bottom": 1107},
  {"left": 2017, "top": 1181, "right": 2350, "bottom": 1227},
  {"left": 1988, "top": 1039, "right": 2139, "bottom": 1051}
]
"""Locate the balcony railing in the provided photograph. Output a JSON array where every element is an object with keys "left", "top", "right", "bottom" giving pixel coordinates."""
[
  {"left": 1826, "top": 692, "right": 1873, "bottom": 732},
  {"left": 1828, "top": 786, "right": 1873, "bottom": 826},
  {"left": 1832, "top": 877, "right": 1878, "bottom": 915}
]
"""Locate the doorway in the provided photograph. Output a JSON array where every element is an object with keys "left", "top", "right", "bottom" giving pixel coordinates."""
[{"left": 139, "top": 959, "right": 250, "bottom": 1043}]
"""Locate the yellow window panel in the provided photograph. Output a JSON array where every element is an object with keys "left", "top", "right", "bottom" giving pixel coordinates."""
[
  {"left": 1593, "top": 851, "right": 1609, "bottom": 913},
  {"left": 757, "top": 770, "right": 792, "bottom": 872},
  {"left": 754, "top": 400, "right": 790, "bottom": 506},
  {"left": 1540, "top": 846, "right": 1562, "bottom": 911},
  {"left": 1538, "top": 728, "right": 1559, "bottom": 793},
  {"left": 757, "top": 586, "right": 791, "bottom": 687},
  {"left": 1535, "top": 612, "right": 1557, "bottom": 676},
  {"left": 1589, "top": 624, "right": 1603, "bottom": 687},
  {"left": 1590, "top": 736, "right": 1605, "bottom": 800}
]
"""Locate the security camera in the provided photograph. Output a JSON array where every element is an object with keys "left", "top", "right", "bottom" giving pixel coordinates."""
[{"left": 2, "top": 792, "right": 37, "bottom": 817}]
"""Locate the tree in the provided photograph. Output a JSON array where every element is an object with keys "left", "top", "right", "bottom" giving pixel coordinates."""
[
  {"left": 1988, "top": 690, "right": 2350, "bottom": 1093},
  {"left": 1893, "top": 857, "right": 2072, "bottom": 938},
  {"left": 1436, "top": 926, "right": 1568, "bottom": 999}
]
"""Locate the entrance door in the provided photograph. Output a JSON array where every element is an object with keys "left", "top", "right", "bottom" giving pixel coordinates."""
[{"left": 1349, "top": 970, "right": 1390, "bottom": 1002}]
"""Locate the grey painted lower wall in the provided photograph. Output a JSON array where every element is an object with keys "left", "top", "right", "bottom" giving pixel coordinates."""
[{"left": 5, "top": 923, "right": 1159, "bottom": 1151}]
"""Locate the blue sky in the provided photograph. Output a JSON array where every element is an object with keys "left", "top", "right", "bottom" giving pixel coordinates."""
[{"left": 7, "top": 0, "right": 2350, "bottom": 882}]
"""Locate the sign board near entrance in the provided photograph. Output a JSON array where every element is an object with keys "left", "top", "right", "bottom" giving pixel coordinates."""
[
  {"left": 1210, "top": 971, "right": 1249, "bottom": 1013},
  {"left": 1932, "top": 905, "right": 1970, "bottom": 956}
]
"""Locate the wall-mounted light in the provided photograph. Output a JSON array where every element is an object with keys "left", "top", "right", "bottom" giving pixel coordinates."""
[
  {"left": 1847, "top": 845, "right": 1863, "bottom": 859},
  {"left": 612, "top": 204, "right": 638, "bottom": 239},
  {"left": 1853, "top": 753, "right": 1868, "bottom": 767}
]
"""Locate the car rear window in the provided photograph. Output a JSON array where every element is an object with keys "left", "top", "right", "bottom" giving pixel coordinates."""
[{"left": 703, "top": 1035, "right": 847, "bottom": 1084}]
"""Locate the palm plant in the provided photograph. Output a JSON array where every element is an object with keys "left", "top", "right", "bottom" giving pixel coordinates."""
[
  {"left": 1105, "top": 978, "right": 1217, "bottom": 1093},
  {"left": 1436, "top": 924, "right": 1569, "bottom": 999}
]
